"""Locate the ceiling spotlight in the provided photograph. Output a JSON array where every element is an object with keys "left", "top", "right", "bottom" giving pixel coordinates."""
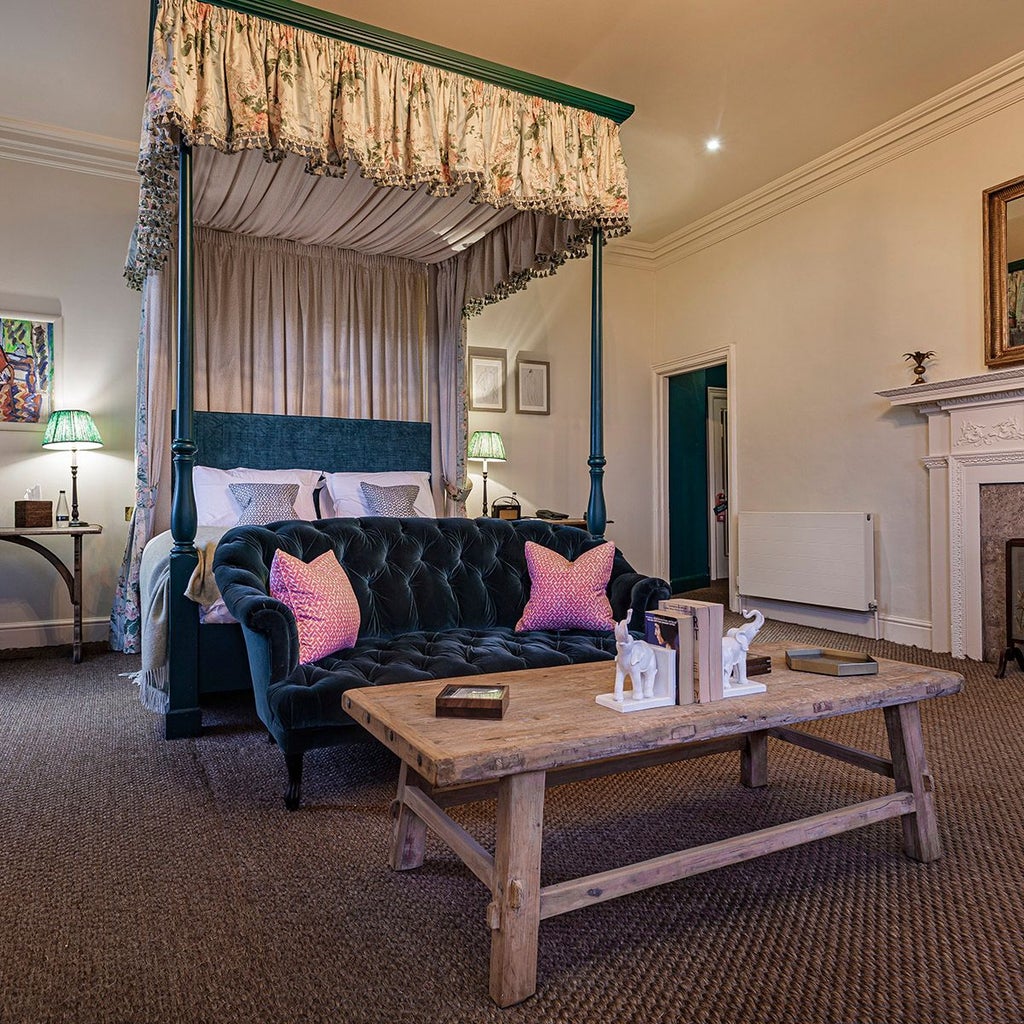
[{"left": 705, "top": 137, "right": 722, "bottom": 152}]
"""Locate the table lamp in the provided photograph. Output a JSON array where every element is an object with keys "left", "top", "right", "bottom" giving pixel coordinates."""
[
  {"left": 42, "top": 409, "right": 104, "bottom": 527},
  {"left": 467, "top": 430, "right": 506, "bottom": 516}
]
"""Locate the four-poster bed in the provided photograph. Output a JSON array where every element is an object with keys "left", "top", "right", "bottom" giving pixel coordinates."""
[{"left": 113, "top": 0, "right": 634, "bottom": 740}]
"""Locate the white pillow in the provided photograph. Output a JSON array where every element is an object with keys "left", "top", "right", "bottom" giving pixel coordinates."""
[
  {"left": 322, "top": 471, "right": 436, "bottom": 518},
  {"left": 193, "top": 466, "right": 322, "bottom": 526}
]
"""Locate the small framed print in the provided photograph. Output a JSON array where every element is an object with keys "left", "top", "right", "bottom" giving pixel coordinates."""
[
  {"left": 1, "top": 310, "right": 60, "bottom": 430},
  {"left": 435, "top": 682, "right": 510, "bottom": 719},
  {"left": 515, "top": 357, "right": 549, "bottom": 415},
  {"left": 468, "top": 347, "right": 507, "bottom": 412}
]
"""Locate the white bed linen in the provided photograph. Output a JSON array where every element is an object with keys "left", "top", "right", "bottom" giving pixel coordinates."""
[
  {"left": 322, "top": 470, "right": 436, "bottom": 517},
  {"left": 193, "top": 466, "right": 322, "bottom": 525}
]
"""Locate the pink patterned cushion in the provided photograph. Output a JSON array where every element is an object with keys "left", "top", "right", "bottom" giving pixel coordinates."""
[
  {"left": 515, "top": 541, "right": 616, "bottom": 632},
  {"left": 269, "top": 549, "right": 360, "bottom": 664}
]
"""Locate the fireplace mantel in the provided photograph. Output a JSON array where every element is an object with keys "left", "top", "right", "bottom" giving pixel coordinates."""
[
  {"left": 878, "top": 366, "right": 1024, "bottom": 409},
  {"left": 879, "top": 367, "right": 1024, "bottom": 658}
]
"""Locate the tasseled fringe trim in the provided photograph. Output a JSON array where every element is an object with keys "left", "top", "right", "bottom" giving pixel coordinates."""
[{"left": 132, "top": 666, "right": 170, "bottom": 714}]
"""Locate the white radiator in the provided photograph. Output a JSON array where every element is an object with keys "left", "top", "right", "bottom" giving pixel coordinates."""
[{"left": 737, "top": 512, "right": 876, "bottom": 612}]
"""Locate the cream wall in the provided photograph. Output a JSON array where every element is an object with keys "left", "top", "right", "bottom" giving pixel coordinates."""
[
  {"left": 5, "top": 49, "right": 1021, "bottom": 653},
  {"left": 0, "top": 158, "right": 140, "bottom": 649},
  {"left": 652, "top": 96, "right": 1024, "bottom": 646},
  {"left": 467, "top": 258, "right": 658, "bottom": 576}
]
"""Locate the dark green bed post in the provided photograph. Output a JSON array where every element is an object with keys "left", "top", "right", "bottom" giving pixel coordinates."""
[
  {"left": 586, "top": 226, "right": 607, "bottom": 540},
  {"left": 166, "top": 138, "right": 201, "bottom": 740}
]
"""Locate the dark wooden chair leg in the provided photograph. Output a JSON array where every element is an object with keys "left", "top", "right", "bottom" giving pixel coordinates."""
[
  {"left": 284, "top": 752, "right": 304, "bottom": 811},
  {"left": 996, "top": 645, "right": 1024, "bottom": 678}
]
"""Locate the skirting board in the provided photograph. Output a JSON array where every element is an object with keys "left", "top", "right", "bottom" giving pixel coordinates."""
[
  {"left": 0, "top": 616, "right": 109, "bottom": 650},
  {"left": 739, "top": 597, "right": 932, "bottom": 651}
]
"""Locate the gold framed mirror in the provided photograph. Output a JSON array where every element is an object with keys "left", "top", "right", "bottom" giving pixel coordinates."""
[{"left": 985, "top": 174, "right": 1024, "bottom": 367}]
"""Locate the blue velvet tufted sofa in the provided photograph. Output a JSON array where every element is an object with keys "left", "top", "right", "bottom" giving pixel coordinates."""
[{"left": 213, "top": 516, "right": 671, "bottom": 808}]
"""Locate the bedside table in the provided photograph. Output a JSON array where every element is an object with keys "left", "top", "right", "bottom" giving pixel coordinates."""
[{"left": 0, "top": 525, "right": 103, "bottom": 662}]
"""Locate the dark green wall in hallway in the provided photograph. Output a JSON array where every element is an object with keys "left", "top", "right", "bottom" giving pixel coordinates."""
[{"left": 668, "top": 364, "right": 727, "bottom": 594}]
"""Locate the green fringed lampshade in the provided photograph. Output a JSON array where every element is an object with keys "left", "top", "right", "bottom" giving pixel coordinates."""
[
  {"left": 467, "top": 430, "right": 506, "bottom": 463},
  {"left": 42, "top": 410, "right": 103, "bottom": 450}
]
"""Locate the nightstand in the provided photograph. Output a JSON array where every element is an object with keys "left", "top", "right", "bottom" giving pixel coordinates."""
[{"left": 0, "top": 524, "right": 103, "bottom": 662}]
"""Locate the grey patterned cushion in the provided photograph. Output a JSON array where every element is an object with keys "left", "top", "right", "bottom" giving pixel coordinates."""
[
  {"left": 229, "top": 482, "right": 300, "bottom": 525},
  {"left": 360, "top": 481, "right": 419, "bottom": 516}
]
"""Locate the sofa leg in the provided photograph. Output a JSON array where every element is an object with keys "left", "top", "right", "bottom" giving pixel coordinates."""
[{"left": 284, "top": 752, "right": 303, "bottom": 811}]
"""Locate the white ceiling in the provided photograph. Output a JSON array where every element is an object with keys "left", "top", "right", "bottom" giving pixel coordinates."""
[{"left": 4, "top": 0, "right": 1024, "bottom": 243}]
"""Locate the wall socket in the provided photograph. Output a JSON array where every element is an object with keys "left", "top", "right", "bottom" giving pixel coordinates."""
[{"left": 124, "top": 506, "right": 133, "bottom": 522}]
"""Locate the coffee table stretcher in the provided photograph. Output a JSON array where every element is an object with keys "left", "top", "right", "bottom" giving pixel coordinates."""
[{"left": 346, "top": 648, "right": 961, "bottom": 1008}]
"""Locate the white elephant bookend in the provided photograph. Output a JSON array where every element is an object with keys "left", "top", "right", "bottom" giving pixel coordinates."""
[
  {"left": 721, "top": 608, "right": 767, "bottom": 697},
  {"left": 595, "top": 611, "right": 676, "bottom": 713}
]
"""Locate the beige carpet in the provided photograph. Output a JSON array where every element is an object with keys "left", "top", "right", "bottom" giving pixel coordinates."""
[{"left": 0, "top": 620, "right": 1022, "bottom": 1023}]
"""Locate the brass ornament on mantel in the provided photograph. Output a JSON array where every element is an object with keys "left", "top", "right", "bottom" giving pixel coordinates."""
[{"left": 903, "top": 350, "right": 935, "bottom": 384}]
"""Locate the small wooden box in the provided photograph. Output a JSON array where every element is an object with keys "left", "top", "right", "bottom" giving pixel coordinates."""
[
  {"left": 14, "top": 500, "right": 53, "bottom": 528},
  {"left": 435, "top": 683, "right": 510, "bottom": 719},
  {"left": 746, "top": 654, "right": 772, "bottom": 677}
]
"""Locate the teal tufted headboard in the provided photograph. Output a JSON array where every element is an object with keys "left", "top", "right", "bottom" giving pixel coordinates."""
[{"left": 193, "top": 411, "right": 432, "bottom": 474}]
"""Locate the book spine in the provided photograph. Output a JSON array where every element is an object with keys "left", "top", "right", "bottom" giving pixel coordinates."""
[{"left": 660, "top": 599, "right": 723, "bottom": 702}]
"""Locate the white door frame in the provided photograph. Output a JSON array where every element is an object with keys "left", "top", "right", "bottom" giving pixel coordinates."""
[
  {"left": 707, "top": 386, "right": 729, "bottom": 581},
  {"left": 651, "top": 344, "right": 738, "bottom": 611}
]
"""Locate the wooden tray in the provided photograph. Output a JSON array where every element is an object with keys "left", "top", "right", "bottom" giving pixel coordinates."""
[{"left": 784, "top": 647, "right": 878, "bottom": 676}]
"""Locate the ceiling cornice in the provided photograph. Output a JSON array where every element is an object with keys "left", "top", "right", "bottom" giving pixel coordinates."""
[
  {"left": 7, "top": 40, "right": 1024, "bottom": 263},
  {"left": 606, "top": 47, "right": 1024, "bottom": 272},
  {"left": 0, "top": 116, "right": 138, "bottom": 182}
]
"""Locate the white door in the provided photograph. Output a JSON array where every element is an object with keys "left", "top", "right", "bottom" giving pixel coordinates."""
[{"left": 707, "top": 387, "right": 729, "bottom": 581}]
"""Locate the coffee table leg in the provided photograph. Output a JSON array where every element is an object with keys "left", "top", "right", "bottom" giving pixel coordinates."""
[
  {"left": 489, "top": 770, "right": 545, "bottom": 1007},
  {"left": 883, "top": 701, "right": 941, "bottom": 863},
  {"left": 741, "top": 729, "right": 769, "bottom": 788},
  {"left": 389, "top": 763, "right": 427, "bottom": 871}
]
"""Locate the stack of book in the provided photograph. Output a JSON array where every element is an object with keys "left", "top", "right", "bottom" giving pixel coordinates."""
[{"left": 657, "top": 598, "right": 725, "bottom": 702}]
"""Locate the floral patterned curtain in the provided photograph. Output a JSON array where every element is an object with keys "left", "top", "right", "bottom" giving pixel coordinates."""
[{"left": 125, "top": 0, "right": 630, "bottom": 288}]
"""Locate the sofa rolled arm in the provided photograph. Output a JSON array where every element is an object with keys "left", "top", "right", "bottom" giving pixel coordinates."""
[
  {"left": 607, "top": 572, "right": 671, "bottom": 631},
  {"left": 214, "top": 530, "right": 301, "bottom": 684},
  {"left": 229, "top": 591, "right": 300, "bottom": 684}
]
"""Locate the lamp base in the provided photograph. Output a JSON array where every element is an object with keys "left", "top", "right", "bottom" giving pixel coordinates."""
[{"left": 68, "top": 520, "right": 90, "bottom": 528}]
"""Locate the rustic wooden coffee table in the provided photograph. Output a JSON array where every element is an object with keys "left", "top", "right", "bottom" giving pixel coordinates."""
[{"left": 344, "top": 643, "right": 962, "bottom": 1007}]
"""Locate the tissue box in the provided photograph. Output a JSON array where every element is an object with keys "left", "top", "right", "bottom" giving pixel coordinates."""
[{"left": 15, "top": 500, "right": 53, "bottom": 528}]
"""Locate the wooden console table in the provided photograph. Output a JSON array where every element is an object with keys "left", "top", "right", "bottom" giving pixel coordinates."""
[
  {"left": 0, "top": 525, "right": 103, "bottom": 662},
  {"left": 346, "top": 646, "right": 963, "bottom": 1007}
]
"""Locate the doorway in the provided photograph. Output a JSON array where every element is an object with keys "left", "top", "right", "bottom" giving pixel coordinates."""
[
  {"left": 666, "top": 365, "right": 727, "bottom": 594},
  {"left": 707, "top": 386, "right": 729, "bottom": 582}
]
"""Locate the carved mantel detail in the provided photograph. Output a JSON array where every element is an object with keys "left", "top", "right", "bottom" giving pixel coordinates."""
[{"left": 955, "top": 418, "right": 1024, "bottom": 447}]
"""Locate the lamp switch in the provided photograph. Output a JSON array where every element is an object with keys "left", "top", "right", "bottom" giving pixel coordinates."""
[{"left": 124, "top": 506, "right": 133, "bottom": 522}]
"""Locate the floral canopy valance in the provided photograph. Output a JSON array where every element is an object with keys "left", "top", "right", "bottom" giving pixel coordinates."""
[{"left": 126, "top": 0, "right": 631, "bottom": 288}]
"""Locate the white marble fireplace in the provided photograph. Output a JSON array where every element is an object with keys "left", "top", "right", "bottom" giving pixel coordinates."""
[{"left": 881, "top": 367, "right": 1024, "bottom": 659}]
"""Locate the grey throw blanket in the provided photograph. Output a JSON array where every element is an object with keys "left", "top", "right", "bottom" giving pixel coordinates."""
[{"left": 136, "top": 527, "right": 229, "bottom": 712}]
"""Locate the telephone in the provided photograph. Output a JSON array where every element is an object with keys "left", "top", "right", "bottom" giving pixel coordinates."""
[{"left": 536, "top": 508, "right": 569, "bottom": 520}]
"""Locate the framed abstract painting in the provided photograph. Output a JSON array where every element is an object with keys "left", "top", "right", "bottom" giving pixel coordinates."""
[{"left": 0, "top": 311, "right": 60, "bottom": 430}]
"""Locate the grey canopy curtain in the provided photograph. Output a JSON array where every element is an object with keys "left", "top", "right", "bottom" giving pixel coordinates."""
[
  {"left": 193, "top": 229, "right": 431, "bottom": 422},
  {"left": 111, "top": 229, "right": 450, "bottom": 653}
]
